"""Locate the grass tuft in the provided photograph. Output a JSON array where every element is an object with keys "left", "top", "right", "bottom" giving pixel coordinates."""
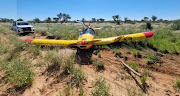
[
  {"left": 92, "top": 79, "right": 109, "bottom": 96},
  {"left": 132, "top": 50, "right": 142, "bottom": 58},
  {"left": 93, "top": 60, "right": 105, "bottom": 71},
  {"left": 146, "top": 52, "right": 162, "bottom": 65}
]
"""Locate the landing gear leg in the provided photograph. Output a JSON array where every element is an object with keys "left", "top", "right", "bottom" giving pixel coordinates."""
[{"left": 75, "top": 48, "right": 94, "bottom": 64}]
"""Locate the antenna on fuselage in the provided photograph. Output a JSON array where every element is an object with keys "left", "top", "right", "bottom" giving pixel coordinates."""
[{"left": 76, "top": 20, "right": 88, "bottom": 29}]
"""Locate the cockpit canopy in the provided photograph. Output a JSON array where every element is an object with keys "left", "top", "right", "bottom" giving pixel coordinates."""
[{"left": 79, "top": 28, "right": 95, "bottom": 36}]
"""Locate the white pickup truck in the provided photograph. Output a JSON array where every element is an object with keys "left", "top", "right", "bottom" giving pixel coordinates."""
[{"left": 11, "top": 21, "right": 34, "bottom": 33}]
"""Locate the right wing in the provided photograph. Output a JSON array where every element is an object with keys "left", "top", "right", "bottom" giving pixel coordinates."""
[{"left": 94, "top": 31, "right": 154, "bottom": 45}]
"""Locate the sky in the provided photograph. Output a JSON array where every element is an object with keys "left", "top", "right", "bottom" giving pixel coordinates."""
[{"left": 0, "top": 0, "right": 180, "bottom": 21}]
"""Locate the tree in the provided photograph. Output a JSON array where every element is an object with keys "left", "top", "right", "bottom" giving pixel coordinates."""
[
  {"left": 99, "top": 18, "right": 105, "bottom": 22},
  {"left": 0, "top": 18, "right": 14, "bottom": 22},
  {"left": 92, "top": 18, "right": 96, "bottom": 22},
  {"left": 124, "top": 17, "right": 128, "bottom": 23},
  {"left": 60, "top": 13, "right": 71, "bottom": 24},
  {"left": 144, "top": 17, "right": 149, "bottom": 21},
  {"left": 17, "top": 18, "right": 23, "bottom": 21},
  {"left": 45, "top": 17, "right": 51, "bottom": 31},
  {"left": 81, "top": 18, "right": 85, "bottom": 23},
  {"left": 158, "top": 19, "right": 163, "bottom": 22},
  {"left": 57, "top": 13, "right": 63, "bottom": 22},
  {"left": 45, "top": 17, "right": 51, "bottom": 23},
  {"left": 151, "top": 15, "right": 157, "bottom": 22},
  {"left": 33, "top": 18, "right": 40, "bottom": 23},
  {"left": 112, "top": 15, "right": 120, "bottom": 25},
  {"left": 53, "top": 18, "right": 59, "bottom": 23}
]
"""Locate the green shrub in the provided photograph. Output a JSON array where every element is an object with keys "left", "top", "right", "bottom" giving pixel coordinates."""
[
  {"left": 173, "top": 80, "right": 180, "bottom": 90},
  {"left": 145, "top": 58, "right": 154, "bottom": 65},
  {"left": 113, "top": 48, "right": 120, "bottom": 54},
  {"left": 146, "top": 52, "right": 162, "bottom": 65},
  {"left": 171, "top": 20, "right": 180, "bottom": 30},
  {"left": 93, "top": 60, "right": 105, "bottom": 71},
  {"left": 1, "top": 58, "right": 34, "bottom": 87},
  {"left": 9, "top": 34, "right": 27, "bottom": 52},
  {"left": 0, "top": 41, "right": 10, "bottom": 55},
  {"left": 79, "top": 87, "right": 84, "bottom": 96},
  {"left": 146, "top": 22, "right": 153, "bottom": 30},
  {"left": 97, "top": 52, "right": 101, "bottom": 58},
  {"left": 177, "top": 80, "right": 180, "bottom": 88},
  {"left": 45, "top": 51, "right": 62, "bottom": 73},
  {"left": 123, "top": 54, "right": 128, "bottom": 61},
  {"left": 141, "top": 72, "right": 147, "bottom": 88},
  {"left": 113, "top": 48, "right": 122, "bottom": 58},
  {"left": 147, "top": 28, "right": 180, "bottom": 54},
  {"left": 64, "top": 53, "right": 75, "bottom": 74},
  {"left": 127, "top": 63, "right": 138, "bottom": 71},
  {"left": 71, "top": 68, "right": 86, "bottom": 87},
  {"left": 92, "top": 79, "right": 109, "bottom": 96},
  {"left": 26, "top": 45, "right": 41, "bottom": 56},
  {"left": 132, "top": 50, "right": 142, "bottom": 58}
]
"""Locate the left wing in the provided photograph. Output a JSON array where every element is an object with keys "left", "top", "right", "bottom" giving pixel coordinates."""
[
  {"left": 94, "top": 31, "right": 154, "bottom": 45},
  {"left": 25, "top": 39, "right": 78, "bottom": 46}
]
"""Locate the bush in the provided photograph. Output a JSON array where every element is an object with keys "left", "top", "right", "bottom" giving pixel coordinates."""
[
  {"left": 26, "top": 45, "right": 41, "bottom": 56},
  {"left": 1, "top": 58, "right": 34, "bottom": 87},
  {"left": 132, "top": 50, "right": 142, "bottom": 58},
  {"left": 171, "top": 20, "right": 180, "bottom": 30},
  {"left": 146, "top": 22, "right": 153, "bottom": 30},
  {"left": 146, "top": 52, "right": 162, "bottom": 65},
  {"left": 71, "top": 68, "right": 86, "bottom": 87},
  {"left": 93, "top": 60, "right": 105, "bottom": 71},
  {"left": 64, "top": 53, "right": 75, "bottom": 75},
  {"left": 92, "top": 79, "right": 109, "bottom": 96},
  {"left": 141, "top": 72, "right": 147, "bottom": 88},
  {"left": 127, "top": 63, "right": 138, "bottom": 71},
  {"left": 113, "top": 48, "right": 120, "bottom": 54},
  {"left": 173, "top": 80, "right": 180, "bottom": 92},
  {"left": 45, "top": 51, "right": 62, "bottom": 73},
  {"left": 97, "top": 52, "right": 101, "bottom": 58},
  {"left": 147, "top": 28, "right": 180, "bottom": 54},
  {"left": 113, "top": 48, "right": 122, "bottom": 58},
  {"left": 145, "top": 58, "right": 154, "bottom": 65},
  {"left": 0, "top": 41, "right": 10, "bottom": 55}
]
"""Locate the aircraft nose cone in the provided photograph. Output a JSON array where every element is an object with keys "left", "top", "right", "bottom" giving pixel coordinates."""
[
  {"left": 81, "top": 41, "right": 86, "bottom": 45},
  {"left": 143, "top": 31, "right": 154, "bottom": 38}
]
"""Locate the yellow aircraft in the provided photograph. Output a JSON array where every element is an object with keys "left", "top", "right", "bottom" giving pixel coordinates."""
[{"left": 25, "top": 21, "right": 154, "bottom": 49}]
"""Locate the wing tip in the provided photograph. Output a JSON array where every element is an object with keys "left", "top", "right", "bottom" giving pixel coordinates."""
[
  {"left": 25, "top": 39, "right": 34, "bottom": 43},
  {"left": 143, "top": 31, "right": 154, "bottom": 38}
]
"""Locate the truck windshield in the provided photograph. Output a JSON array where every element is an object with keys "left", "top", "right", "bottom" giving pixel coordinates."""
[{"left": 17, "top": 22, "right": 29, "bottom": 25}]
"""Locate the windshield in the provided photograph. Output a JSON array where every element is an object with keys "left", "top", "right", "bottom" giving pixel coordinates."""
[
  {"left": 17, "top": 22, "right": 29, "bottom": 25},
  {"left": 79, "top": 28, "right": 95, "bottom": 36}
]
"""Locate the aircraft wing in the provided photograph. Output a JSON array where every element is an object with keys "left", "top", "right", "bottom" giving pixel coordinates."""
[
  {"left": 94, "top": 31, "right": 154, "bottom": 45},
  {"left": 25, "top": 39, "right": 78, "bottom": 46}
]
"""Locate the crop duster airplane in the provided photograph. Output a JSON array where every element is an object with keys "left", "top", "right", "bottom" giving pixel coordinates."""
[{"left": 25, "top": 21, "right": 154, "bottom": 49}]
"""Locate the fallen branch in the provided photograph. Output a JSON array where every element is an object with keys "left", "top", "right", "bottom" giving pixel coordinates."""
[{"left": 117, "top": 56, "right": 141, "bottom": 77}]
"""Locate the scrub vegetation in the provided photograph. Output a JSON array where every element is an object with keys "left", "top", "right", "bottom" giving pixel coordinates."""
[{"left": 0, "top": 20, "right": 180, "bottom": 95}]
